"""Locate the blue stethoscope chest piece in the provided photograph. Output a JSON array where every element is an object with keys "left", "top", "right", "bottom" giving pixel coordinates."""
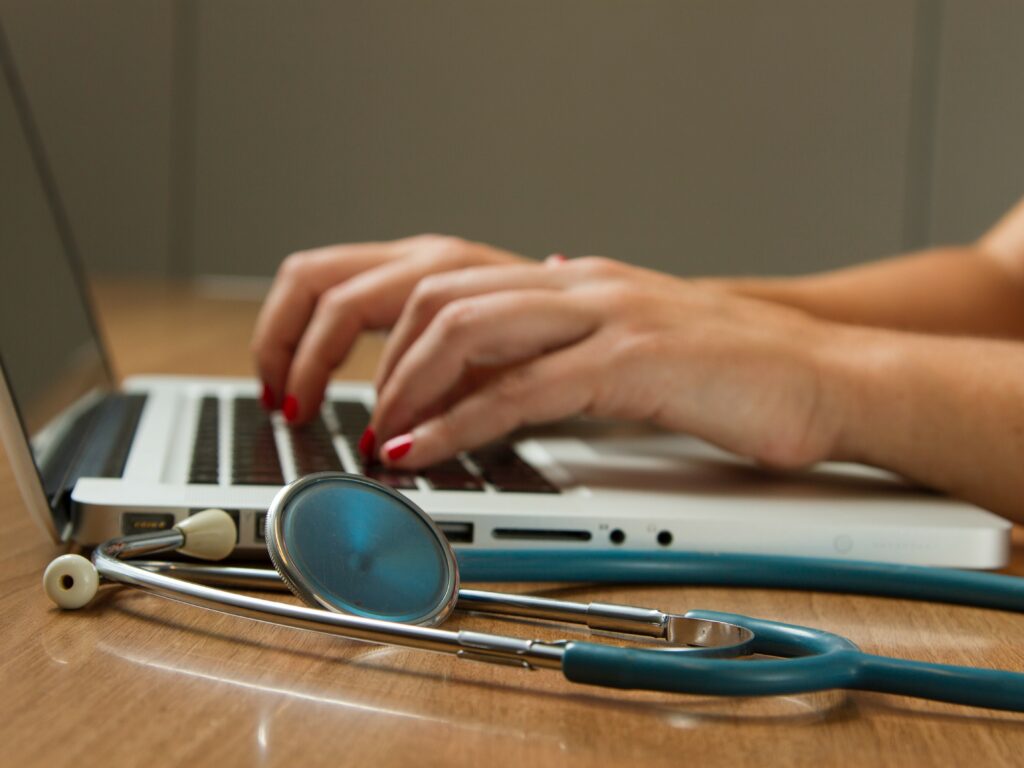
[{"left": 265, "top": 472, "right": 459, "bottom": 626}]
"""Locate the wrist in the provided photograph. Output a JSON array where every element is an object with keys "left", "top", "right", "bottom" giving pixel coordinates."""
[
  {"left": 694, "top": 275, "right": 808, "bottom": 307},
  {"left": 811, "top": 323, "right": 906, "bottom": 466}
]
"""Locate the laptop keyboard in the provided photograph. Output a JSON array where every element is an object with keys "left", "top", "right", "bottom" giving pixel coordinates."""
[
  {"left": 188, "top": 396, "right": 559, "bottom": 493},
  {"left": 231, "top": 397, "right": 285, "bottom": 486},
  {"left": 187, "top": 397, "right": 220, "bottom": 484}
]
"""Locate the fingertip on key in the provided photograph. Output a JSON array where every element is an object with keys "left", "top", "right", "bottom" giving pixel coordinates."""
[
  {"left": 381, "top": 433, "right": 414, "bottom": 463},
  {"left": 260, "top": 383, "right": 276, "bottom": 410},
  {"left": 358, "top": 427, "right": 376, "bottom": 459},
  {"left": 283, "top": 393, "right": 299, "bottom": 423}
]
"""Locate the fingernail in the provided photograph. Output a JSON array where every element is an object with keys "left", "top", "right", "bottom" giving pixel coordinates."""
[
  {"left": 282, "top": 394, "right": 299, "bottom": 422},
  {"left": 260, "top": 383, "right": 275, "bottom": 410},
  {"left": 545, "top": 253, "right": 567, "bottom": 265},
  {"left": 358, "top": 427, "right": 376, "bottom": 459},
  {"left": 382, "top": 433, "right": 413, "bottom": 462}
]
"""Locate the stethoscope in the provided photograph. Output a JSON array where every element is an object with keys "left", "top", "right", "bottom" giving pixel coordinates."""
[{"left": 43, "top": 472, "right": 1024, "bottom": 712}]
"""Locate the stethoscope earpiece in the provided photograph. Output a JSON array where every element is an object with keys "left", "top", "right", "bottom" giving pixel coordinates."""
[{"left": 44, "top": 554, "right": 99, "bottom": 609}]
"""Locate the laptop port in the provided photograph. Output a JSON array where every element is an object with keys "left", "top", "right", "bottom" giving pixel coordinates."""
[
  {"left": 121, "top": 512, "right": 175, "bottom": 535},
  {"left": 493, "top": 528, "right": 592, "bottom": 542},
  {"left": 657, "top": 530, "right": 673, "bottom": 546},
  {"left": 438, "top": 522, "right": 474, "bottom": 544},
  {"left": 255, "top": 513, "right": 267, "bottom": 542},
  {"left": 609, "top": 529, "right": 626, "bottom": 545}
]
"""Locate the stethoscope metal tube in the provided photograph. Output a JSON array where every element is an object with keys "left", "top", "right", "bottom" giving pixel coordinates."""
[
  {"left": 132, "top": 560, "right": 750, "bottom": 648},
  {"left": 75, "top": 521, "right": 753, "bottom": 676},
  {"left": 42, "top": 474, "right": 1024, "bottom": 713},
  {"left": 93, "top": 533, "right": 568, "bottom": 670}
]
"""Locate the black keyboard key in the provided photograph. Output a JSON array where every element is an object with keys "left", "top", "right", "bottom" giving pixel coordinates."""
[
  {"left": 289, "top": 416, "right": 344, "bottom": 476},
  {"left": 333, "top": 399, "right": 374, "bottom": 468},
  {"left": 469, "top": 442, "right": 560, "bottom": 494},
  {"left": 421, "top": 459, "right": 484, "bottom": 491},
  {"left": 484, "top": 476, "right": 559, "bottom": 494},
  {"left": 364, "top": 466, "right": 418, "bottom": 490},
  {"left": 188, "top": 396, "right": 220, "bottom": 484},
  {"left": 333, "top": 400, "right": 371, "bottom": 435},
  {"left": 232, "top": 397, "right": 284, "bottom": 485}
]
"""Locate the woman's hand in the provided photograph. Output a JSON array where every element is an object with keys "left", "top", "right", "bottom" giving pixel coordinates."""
[
  {"left": 369, "top": 256, "right": 849, "bottom": 470},
  {"left": 250, "top": 234, "right": 526, "bottom": 423}
]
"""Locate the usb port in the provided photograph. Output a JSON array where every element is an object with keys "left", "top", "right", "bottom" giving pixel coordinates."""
[
  {"left": 255, "top": 513, "right": 267, "bottom": 542},
  {"left": 121, "top": 512, "right": 175, "bottom": 535},
  {"left": 438, "top": 522, "right": 474, "bottom": 544}
]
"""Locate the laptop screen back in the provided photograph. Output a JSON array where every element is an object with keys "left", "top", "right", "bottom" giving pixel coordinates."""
[{"left": 0, "top": 26, "right": 112, "bottom": 493}]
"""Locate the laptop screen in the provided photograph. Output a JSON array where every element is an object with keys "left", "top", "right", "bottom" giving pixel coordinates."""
[{"left": 0, "top": 27, "right": 112, "bottom": 490}]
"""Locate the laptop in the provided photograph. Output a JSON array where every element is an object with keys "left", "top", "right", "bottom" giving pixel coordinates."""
[{"left": 0, "top": 26, "right": 1011, "bottom": 567}]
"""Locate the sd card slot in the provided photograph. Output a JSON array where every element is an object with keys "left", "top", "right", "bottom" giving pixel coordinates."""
[{"left": 491, "top": 528, "right": 592, "bottom": 542}]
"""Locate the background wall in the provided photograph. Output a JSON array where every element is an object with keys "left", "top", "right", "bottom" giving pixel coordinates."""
[
  {"left": 2, "top": 1, "right": 1022, "bottom": 281},
  {"left": 1, "top": 0, "right": 175, "bottom": 276}
]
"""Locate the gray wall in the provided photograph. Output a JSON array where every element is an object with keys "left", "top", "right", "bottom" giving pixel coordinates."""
[
  {"left": 2, "top": 1, "right": 1023, "bottom": 280},
  {"left": 929, "top": 0, "right": 1024, "bottom": 244},
  {"left": 1, "top": 0, "right": 175, "bottom": 276}
]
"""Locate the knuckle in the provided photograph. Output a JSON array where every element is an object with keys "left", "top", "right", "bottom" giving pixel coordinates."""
[
  {"left": 278, "top": 250, "right": 314, "bottom": 281},
  {"left": 409, "top": 232, "right": 447, "bottom": 246},
  {"left": 319, "top": 284, "right": 351, "bottom": 314},
  {"left": 433, "top": 298, "right": 480, "bottom": 339},
  {"left": 493, "top": 367, "right": 534, "bottom": 407},
  {"left": 423, "top": 235, "right": 477, "bottom": 268},
  {"left": 573, "top": 255, "right": 620, "bottom": 278},
  {"left": 585, "top": 283, "right": 635, "bottom": 312},
  {"left": 408, "top": 274, "right": 452, "bottom": 318},
  {"left": 610, "top": 330, "right": 663, "bottom": 364}
]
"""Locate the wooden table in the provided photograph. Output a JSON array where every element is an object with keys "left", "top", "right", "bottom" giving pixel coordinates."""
[{"left": 3, "top": 279, "right": 1024, "bottom": 767}]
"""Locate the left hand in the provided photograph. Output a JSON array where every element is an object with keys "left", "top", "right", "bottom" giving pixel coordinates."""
[{"left": 369, "top": 256, "right": 848, "bottom": 470}]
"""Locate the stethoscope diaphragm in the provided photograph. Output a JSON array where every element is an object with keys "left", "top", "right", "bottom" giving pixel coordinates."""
[{"left": 264, "top": 472, "right": 459, "bottom": 626}]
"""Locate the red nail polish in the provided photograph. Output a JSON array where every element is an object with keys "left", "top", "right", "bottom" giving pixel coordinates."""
[
  {"left": 545, "top": 253, "right": 567, "bottom": 265},
  {"left": 260, "top": 383, "right": 275, "bottom": 410},
  {"left": 383, "top": 434, "right": 413, "bottom": 462},
  {"left": 282, "top": 394, "right": 299, "bottom": 422},
  {"left": 358, "top": 427, "right": 376, "bottom": 459}
]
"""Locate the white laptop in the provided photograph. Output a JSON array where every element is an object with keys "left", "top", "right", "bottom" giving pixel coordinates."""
[{"left": 0, "top": 32, "right": 1011, "bottom": 567}]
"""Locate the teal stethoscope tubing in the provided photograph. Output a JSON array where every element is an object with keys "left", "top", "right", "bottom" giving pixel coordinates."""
[
  {"left": 461, "top": 550, "right": 1024, "bottom": 711},
  {"left": 564, "top": 610, "right": 1024, "bottom": 711},
  {"left": 457, "top": 549, "right": 1024, "bottom": 612}
]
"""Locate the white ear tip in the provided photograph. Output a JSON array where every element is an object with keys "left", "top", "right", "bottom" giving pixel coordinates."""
[
  {"left": 175, "top": 509, "right": 236, "bottom": 561},
  {"left": 44, "top": 554, "right": 99, "bottom": 609}
]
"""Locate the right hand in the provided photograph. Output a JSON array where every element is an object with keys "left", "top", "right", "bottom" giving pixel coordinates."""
[{"left": 250, "top": 234, "right": 526, "bottom": 423}]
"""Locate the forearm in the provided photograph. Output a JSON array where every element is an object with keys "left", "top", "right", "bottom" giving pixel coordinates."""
[
  {"left": 824, "top": 326, "right": 1024, "bottom": 522},
  {"left": 705, "top": 245, "right": 1024, "bottom": 338}
]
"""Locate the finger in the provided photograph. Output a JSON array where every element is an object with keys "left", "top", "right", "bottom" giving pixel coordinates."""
[
  {"left": 374, "top": 262, "right": 574, "bottom": 392},
  {"left": 281, "top": 255, "right": 468, "bottom": 423},
  {"left": 373, "top": 289, "right": 598, "bottom": 444},
  {"left": 251, "top": 242, "right": 404, "bottom": 404},
  {"left": 379, "top": 340, "right": 601, "bottom": 468}
]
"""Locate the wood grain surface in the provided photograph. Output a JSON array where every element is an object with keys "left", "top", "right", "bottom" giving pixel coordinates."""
[{"left": 2, "top": 279, "right": 1023, "bottom": 767}]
